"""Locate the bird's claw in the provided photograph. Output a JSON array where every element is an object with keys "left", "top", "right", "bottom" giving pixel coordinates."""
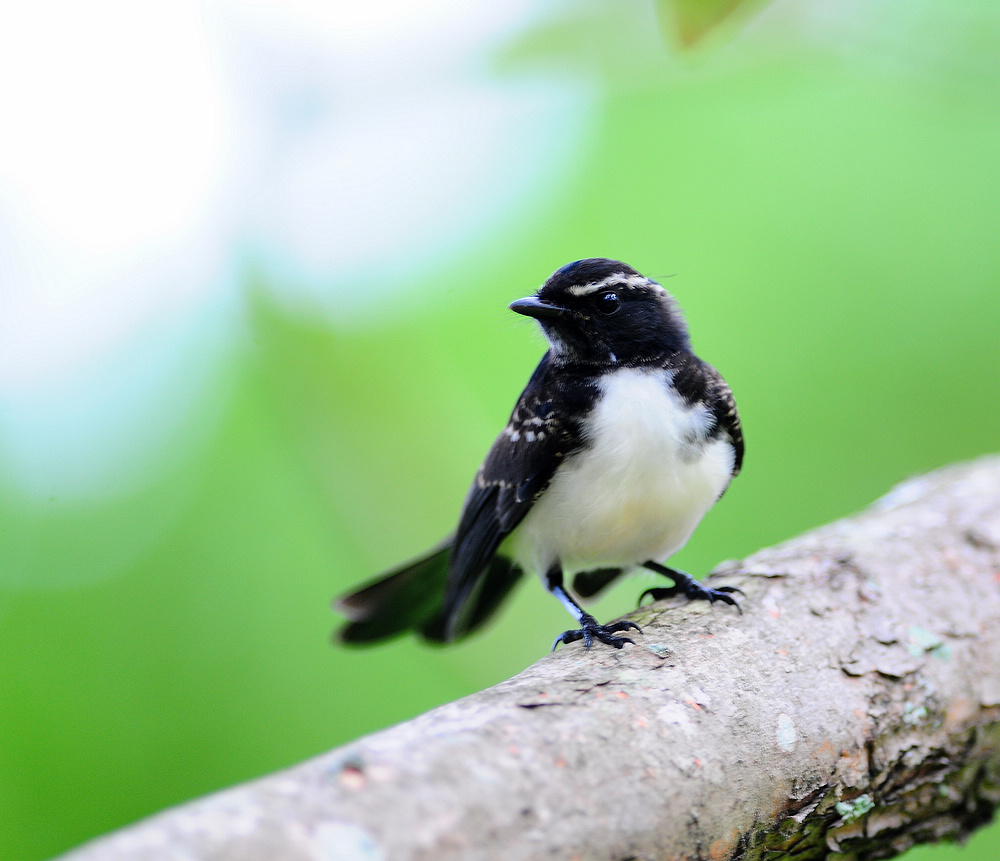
[
  {"left": 552, "top": 614, "right": 642, "bottom": 651},
  {"left": 638, "top": 582, "right": 743, "bottom": 614}
]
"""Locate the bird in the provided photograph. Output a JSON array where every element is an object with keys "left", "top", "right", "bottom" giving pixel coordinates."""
[{"left": 335, "top": 258, "right": 744, "bottom": 651}]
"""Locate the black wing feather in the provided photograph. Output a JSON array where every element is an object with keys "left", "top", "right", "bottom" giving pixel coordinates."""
[
  {"left": 669, "top": 352, "right": 743, "bottom": 480},
  {"left": 701, "top": 361, "right": 743, "bottom": 478},
  {"left": 441, "top": 354, "right": 595, "bottom": 638}
]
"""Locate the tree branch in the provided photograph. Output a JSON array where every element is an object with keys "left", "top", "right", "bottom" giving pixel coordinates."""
[{"left": 61, "top": 457, "right": 1000, "bottom": 861}]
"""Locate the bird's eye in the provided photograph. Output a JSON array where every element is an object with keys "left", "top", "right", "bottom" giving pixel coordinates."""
[{"left": 594, "top": 291, "right": 620, "bottom": 315}]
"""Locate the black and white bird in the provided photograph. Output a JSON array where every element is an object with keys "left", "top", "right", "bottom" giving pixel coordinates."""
[{"left": 336, "top": 258, "right": 744, "bottom": 651}]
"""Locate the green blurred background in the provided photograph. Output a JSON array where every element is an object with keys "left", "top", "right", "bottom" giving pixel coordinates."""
[{"left": 1, "top": 1, "right": 998, "bottom": 858}]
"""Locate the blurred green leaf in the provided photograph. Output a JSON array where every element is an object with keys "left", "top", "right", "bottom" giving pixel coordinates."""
[{"left": 658, "top": 0, "right": 768, "bottom": 46}]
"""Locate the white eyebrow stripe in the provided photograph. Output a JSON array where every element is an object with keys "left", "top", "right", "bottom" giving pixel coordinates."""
[{"left": 565, "top": 273, "right": 661, "bottom": 296}]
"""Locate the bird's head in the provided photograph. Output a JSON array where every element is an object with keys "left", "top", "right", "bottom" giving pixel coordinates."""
[{"left": 510, "top": 258, "right": 691, "bottom": 366}]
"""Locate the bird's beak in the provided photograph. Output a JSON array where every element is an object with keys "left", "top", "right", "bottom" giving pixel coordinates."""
[{"left": 509, "top": 296, "right": 565, "bottom": 319}]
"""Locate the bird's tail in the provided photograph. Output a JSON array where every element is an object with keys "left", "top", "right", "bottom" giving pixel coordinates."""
[
  {"left": 334, "top": 539, "right": 525, "bottom": 645},
  {"left": 334, "top": 541, "right": 452, "bottom": 644}
]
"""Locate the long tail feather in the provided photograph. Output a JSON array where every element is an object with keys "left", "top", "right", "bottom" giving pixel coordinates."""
[
  {"left": 335, "top": 542, "right": 450, "bottom": 644},
  {"left": 335, "top": 539, "right": 525, "bottom": 645}
]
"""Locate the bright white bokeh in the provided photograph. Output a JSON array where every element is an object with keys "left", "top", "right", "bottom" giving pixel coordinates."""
[{"left": 0, "top": 0, "right": 590, "bottom": 497}]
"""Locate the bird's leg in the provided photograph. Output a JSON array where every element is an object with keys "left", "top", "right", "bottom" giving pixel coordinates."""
[
  {"left": 638, "top": 560, "right": 743, "bottom": 613},
  {"left": 546, "top": 565, "right": 641, "bottom": 651}
]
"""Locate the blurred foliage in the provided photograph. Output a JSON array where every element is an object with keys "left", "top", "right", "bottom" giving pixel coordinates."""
[
  {"left": 659, "top": 0, "right": 766, "bottom": 47},
  {"left": 2, "top": 2, "right": 1000, "bottom": 859}
]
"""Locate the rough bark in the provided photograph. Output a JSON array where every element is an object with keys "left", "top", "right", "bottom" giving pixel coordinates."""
[{"left": 60, "top": 457, "right": 1000, "bottom": 861}]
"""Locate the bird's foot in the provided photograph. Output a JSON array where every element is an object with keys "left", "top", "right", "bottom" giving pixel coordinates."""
[
  {"left": 551, "top": 614, "right": 642, "bottom": 651},
  {"left": 638, "top": 564, "right": 743, "bottom": 614}
]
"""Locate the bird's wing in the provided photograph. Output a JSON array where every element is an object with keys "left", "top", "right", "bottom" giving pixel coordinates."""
[
  {"left": 701, "top": 361, "right": 744, "bottom": 478},
  {"left": 670, "top": 352, "right": 744, "bottom": 480},
  {"left": 441, "top": 354, "right": 594, "bottom": 637}
]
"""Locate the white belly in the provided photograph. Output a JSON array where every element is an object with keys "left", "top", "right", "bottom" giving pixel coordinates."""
[{"left": 509, "top": 368, "right": 734, "bottom": 578}]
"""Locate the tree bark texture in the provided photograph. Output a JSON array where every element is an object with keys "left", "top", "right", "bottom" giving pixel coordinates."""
[{"left": 61, "top": 457, "right": 1000, "bottom": 861}]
